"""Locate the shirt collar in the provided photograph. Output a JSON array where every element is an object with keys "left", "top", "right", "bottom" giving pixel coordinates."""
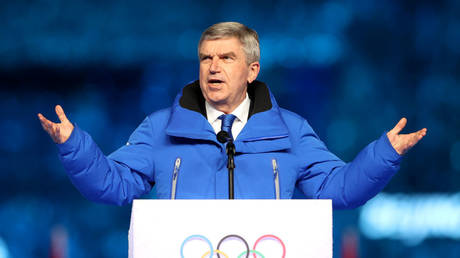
[{"left": 205, "top": 93, "right": 250, "bottom": 124}]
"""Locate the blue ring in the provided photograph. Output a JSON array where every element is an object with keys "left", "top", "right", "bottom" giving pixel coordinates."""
[{"left": 180, "top": 234, "right": 214, "bottom": 258}]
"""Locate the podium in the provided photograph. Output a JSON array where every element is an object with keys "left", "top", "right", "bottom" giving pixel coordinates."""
[{"left": 129, "top": 199, "right": 332, "bottom": 257}]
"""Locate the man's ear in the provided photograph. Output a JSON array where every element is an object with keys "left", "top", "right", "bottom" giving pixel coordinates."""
[{"left": 247, "top": 62, "right": 260, "bottom": 83}]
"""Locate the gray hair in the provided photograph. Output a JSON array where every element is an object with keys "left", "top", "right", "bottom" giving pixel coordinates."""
[{"left": 198, "top": 22, "right": 260, "bottom": 64}]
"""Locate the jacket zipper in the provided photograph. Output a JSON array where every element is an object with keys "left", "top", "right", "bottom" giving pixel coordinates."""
[
  {"left": 171, "top": 157, "right": 181, "bottom": 199},
  {"left": 272, "top": 159, "right": 280, "bottom": 199}
]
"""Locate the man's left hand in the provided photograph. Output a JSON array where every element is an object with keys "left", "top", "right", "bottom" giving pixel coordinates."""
[{"left": 387, "top": 117, "right": 427, "bottom": 155}]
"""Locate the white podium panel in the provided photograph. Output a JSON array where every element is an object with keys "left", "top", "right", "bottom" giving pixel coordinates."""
[{"left": 129, "top": 199, "right": 332, "bottom": 258}]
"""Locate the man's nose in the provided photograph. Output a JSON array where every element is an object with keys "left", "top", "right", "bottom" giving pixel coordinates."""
[{"left": 209, "top": 57, "right": 221, "bottom": 73}]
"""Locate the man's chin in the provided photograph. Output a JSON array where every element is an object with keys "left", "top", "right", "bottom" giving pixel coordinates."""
[
  {"left": 205, "top": 93, "right": 228, "bottom": 106},
  {"left": 207, "top": 97, "right": 226, "bottom": 106}
]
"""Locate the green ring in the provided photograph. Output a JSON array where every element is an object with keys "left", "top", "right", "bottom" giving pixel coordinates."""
[{"left": 237, "top": 250, "right": 265, "bottom": 258}]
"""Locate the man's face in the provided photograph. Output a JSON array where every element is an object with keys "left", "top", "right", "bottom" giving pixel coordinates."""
[{"left": 199, "top": 37, "right": 259, "bottom": 113}]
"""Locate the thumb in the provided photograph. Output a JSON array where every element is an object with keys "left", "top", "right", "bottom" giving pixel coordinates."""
[
  {"left": 390, "top": 117, "right": 407, "bottom": 135},
  {"left": 55, "top": 105, "right": 70, "bottom": 123}
]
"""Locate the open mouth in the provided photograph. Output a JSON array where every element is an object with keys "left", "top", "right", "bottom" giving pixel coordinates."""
[{"left": 208, "top": 79, "right": 224, "bottom": 84}]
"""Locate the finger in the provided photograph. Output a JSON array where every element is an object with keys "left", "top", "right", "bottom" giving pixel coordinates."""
[
  {"left": 417, "top": 128, "right": 427, "bottom": 139},
  {"left": 390, "top": 117, "right": 407, "bottom": 135},
  {"left": 38, "top": 113, "right": 50, "bottom": 124},
  {"left": 411, "top": 128, "right": 427, "bottom": 140},
  {"left": 38, "top": 113, "right": 55, "bottom": 132},
  {"left": 406, "top": 129, "right": 426, "bottom": 148},
  {"left": 55, "top": 105, "right": 69, "bottom": 123},
  {"left": 408, "top": 128, "right": 427, "bottom": 138}
]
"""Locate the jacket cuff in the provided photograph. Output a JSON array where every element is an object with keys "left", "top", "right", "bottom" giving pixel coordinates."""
[
  {"left": 378, "top": 131, "right": 403, "bottom": 166},
  {"left": 56, "top": 123, "right": 80, "bottom": 155}
]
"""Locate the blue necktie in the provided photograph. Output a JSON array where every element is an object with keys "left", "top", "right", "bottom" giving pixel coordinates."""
[{"left": 218, "top": 114, "right": 237, "bottom": 140}]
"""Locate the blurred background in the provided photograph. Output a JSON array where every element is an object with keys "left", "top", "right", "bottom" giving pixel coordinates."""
[{"left": 0, "top": 0, "right": 459, "bottom": 257}]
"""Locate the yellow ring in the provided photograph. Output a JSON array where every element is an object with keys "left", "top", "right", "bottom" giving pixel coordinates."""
[{"left": 201, "top": 249, "right": 229, "bottom": 258}]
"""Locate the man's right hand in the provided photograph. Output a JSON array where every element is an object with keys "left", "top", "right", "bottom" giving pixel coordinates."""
[{"left": 38, "top": 105, "right": 74, "bottom": 144}]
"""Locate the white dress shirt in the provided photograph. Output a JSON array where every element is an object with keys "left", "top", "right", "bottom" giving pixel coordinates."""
[{"left": 205, "top": 93, "right": 251, "bottom": 140}]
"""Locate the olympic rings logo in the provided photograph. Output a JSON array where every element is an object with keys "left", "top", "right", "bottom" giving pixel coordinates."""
[{"left": 180, "top": 234, "right": 286, "bottom": 258}]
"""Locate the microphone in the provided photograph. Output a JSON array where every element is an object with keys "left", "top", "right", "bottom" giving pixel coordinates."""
[
  {"left": 217, "top": 130, "right": 231, "bottom": 143},
  {"left": 216, "top": 130, "right": 236, "bottom": 199}
]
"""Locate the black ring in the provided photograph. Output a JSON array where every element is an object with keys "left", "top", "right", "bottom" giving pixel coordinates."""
[{"left": 216, "top": 234, "right": 250, "bottom": 258}]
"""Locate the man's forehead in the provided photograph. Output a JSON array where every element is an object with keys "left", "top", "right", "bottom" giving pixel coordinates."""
[{"left": 199, "top": 37, "right": 243, "bottom": 54}]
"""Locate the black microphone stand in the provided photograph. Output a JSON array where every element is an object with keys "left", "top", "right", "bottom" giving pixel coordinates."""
[
  {"left": 226, "top": 140, "right": 235, "bottom": 199},
  {"left": 217, "top": 131, "right": 236, "bottom": 199}
]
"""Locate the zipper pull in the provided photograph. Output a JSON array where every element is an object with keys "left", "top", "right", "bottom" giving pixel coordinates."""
[
  {"left": 171, "top": 157, "right": 181, "bottom": 200},
  {"left": 272, "top": 159, "right": 280, "bottom": 200}
]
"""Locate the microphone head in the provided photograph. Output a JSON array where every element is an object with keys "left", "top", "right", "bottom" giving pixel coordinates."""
[{"left": 217, "top": 131, "right": 230, "bottom": 143}]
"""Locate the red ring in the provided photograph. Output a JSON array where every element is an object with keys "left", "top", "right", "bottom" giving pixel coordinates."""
[{"left": 252, "top": 234, "right": 286, "bottom": 258}]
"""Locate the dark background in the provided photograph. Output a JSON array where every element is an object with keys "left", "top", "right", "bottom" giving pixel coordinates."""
[{"left": 0, "top": 0, "right": 459, "bottom": 257}]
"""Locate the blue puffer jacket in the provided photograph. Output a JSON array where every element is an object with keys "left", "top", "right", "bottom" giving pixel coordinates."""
[{"left": 57, "top": 80, "right": 402, "bottom": 209}]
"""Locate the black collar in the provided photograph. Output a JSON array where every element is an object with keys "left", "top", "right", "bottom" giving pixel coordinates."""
[{"left": 179, "top": 80, "right": 273, "bottom": 119}]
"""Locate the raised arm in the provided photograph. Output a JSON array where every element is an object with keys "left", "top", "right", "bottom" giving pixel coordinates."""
[
  {"left": 297, "top": 118, "right": 427, "bottom": 209},
  {"left": 37, "top": 105, "right": 155, "bottom": 206}
]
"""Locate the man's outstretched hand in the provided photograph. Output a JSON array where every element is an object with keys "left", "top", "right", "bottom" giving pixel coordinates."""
[
  {"left": 38, "top": 105, "right": 74, "bottom": 144},
  {"left": 387, "top": 117, "right": 427, "bottom": 155}
]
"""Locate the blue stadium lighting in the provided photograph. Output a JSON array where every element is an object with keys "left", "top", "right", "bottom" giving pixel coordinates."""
[
  {"left": 0, "top": 238, "right": 10, "bottom": 258},
  {"left": 359, "top": 193, "right": 460, "bottom": 245}
]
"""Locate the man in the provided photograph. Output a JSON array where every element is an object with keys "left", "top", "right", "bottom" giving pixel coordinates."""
[{"left": 38, "top": 22, "right": 427, "bottom": 208}]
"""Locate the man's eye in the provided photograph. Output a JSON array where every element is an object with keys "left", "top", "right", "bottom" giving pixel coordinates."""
[{"left": 201, "top": 56, "right": 211, "bottom": 61}]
